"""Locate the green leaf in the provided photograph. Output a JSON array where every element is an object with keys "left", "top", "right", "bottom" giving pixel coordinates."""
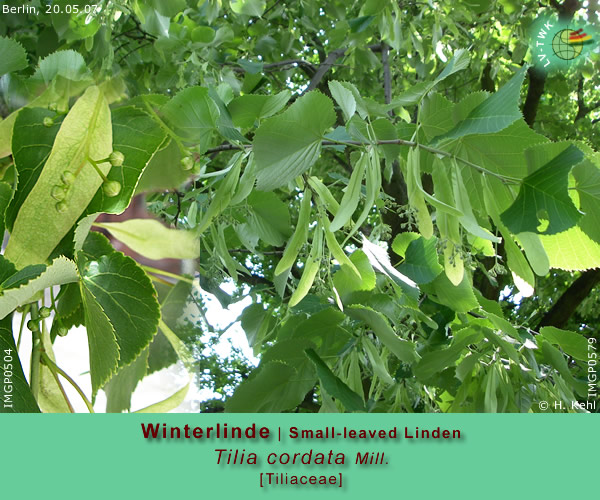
[
  {"left": 516, "top": 232, "right": 550, "bottom": 276},
  {"left": 539, "top": 326, "right": 589, "bottom": 361},
  {"left": 573, "top": 159, "right": 600, "bottom": 244},
  {"left": 389, "top": 82, "right": 431, "bottom": 107},
  {"left": 5, "top": 108, "right": 64, "bottom": 231},
  {"left": 135, "top": 139, "right": 189, "bottom": 192},
  {"left": 305, "top": 348, "right": 366, "bottom": 412},
  {"left": 0, "top": 256, "right": 17, "bottom": 286},
  {"left": 0, "top": 257, "right": 79, "bottom": 320},
  {"left": 38, "top": 331, "right": 71, "bottom": 413},
  {"left": 225, "top": 361, "right": 299, "bottom": 412},
  {"left": 0, "top": 264, "right": 46, "bottom": 291},
  {"left": 0, "top": 36, "right": 28, "bottom": 76},
  {"left": 484, "top": 364, "right": 499, "bottom": 412},
  {"left": 246, "top": 190, "right": 292, "bottom": 247},
  {"left": 281, "top": 308, "right": 349, "bottom": 354},
  {"left": 399, "top": 236, "right": 443, "bottom": 284},
  {"left": 147, "top": 0, "right": 186, "bottom": 17},
  {"left": 0, "top": 83, "right": 83, "bottom": 159},
  {"left": 0, "top": 181, "right": 14, "bottom": 238},
  {"left": 161, "top": 87, "right": 220, "bottom": 150},
  {"left": 86, "top": 106, "right": 167, "bottom": 214},
  {"left": 482, "top": 328, "right": 520, "bottom": 365},
  {"left": 346, "top": 305, "right": 419, "bottom": 363},
  {"left": 541, "top": 341, "right": 587, "bottom": 396},
  {"left": 423, "top": 272, "right": 479, "bottom": 313},
  {"left": 34, "top": 50, "right": 90, "bottom": 83},
  {"left": 484, "top": 177, "right": 535, "bottom": 295},
  {"left": 362, "top": 337, "right": 394, "bottom": 385},
  {"left": 414, "top": 329, "right": 481, "bottom": 381},
  {"left": 230, "top": 0, "right": 266, "bottom": 16},
  {"left": 134, "top": 382, "right": 190, "bottom": 413},
  {"left": 0, "top": 315, "right": 40, "bottom": 413},
  {"left": 501, "top": 145, "right": 584, "bottom": 235},
  {"left": 157, "top": 318, "right": 195, "bottom": 370},
  {"left": 208, "top": 87, "right": 248, "bottom": 144},
  {"left": 391, "top": 232, "right": 421, "bottom": 258},
  {"left": 94, "top": 219, "right": 200, "bottom": 260},
  {"left": 328, "top": 81, "right": 356, "bottom": 122},
  {"left": 240, "top": 303, "right": 270, "bottom": 349},
  {"left": 237, "top": 59, "right": 264, "bottom": 74},
  {"left": 420, "top": 93, "right": 454, "bottom": 141},
  {"left": 333, "top": 249, "right": 376, "bottom": 295},
  {"left": 228, "top": 90, "right": 291, "bottom": 129},
  {"left": 432, "top": 65, "right": 527, "bottom": 143},
  {"left": 148, "top": 281, "right": 195, "bottom": 374},
  {"left": 435, "top": 49, "right": 470, "bottom": 82},
  {"left": 539, "top": 226, "right": 600, "bottom": 271},
  {"left": 449, "top": 121, "right": 549, "bottom": 191},
  {"left": 79, "top": 251, "right": 160, "bottom": 370},
  {"left": 213, "top": 214, "right": 243, "bottom": 282},
  {"left": 254, "top": 91, "right": 335, "bottom": 190},
  {"left": 104, "top": 348, "right": 149, "bottom": 413},
  {"left": 137, "top": 3, "right": 170, "bottom": 37},
  {"left": 195, "top": 153, "right": 243, "bottom": 235},
  {"left": 5, "top": 86, "right": 112, "bottom": 269},
  {"left": 80, "top": 281, "right": 119, "bottom": 398},
  {"left": 261, "top": 339, "right": 318, "bottom": 403}
]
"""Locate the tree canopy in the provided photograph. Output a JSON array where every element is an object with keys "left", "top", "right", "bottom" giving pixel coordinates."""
[{"left": 0, "top": 0, "right": 599, "bottom": 413}]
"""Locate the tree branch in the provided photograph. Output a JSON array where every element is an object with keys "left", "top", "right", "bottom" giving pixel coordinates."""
[
  {"left": 304, "top": 48, "right": 347, "bottom": 93},
  {"left": 381, "top": 43, "right": 392, "bottom": 112},
  {"left": 575, "top": 77, "right": 600, "bottom": 121},
  {"left": 523, "top": 67, "right": 547, "bottom": 127},
  {"left": 537, "top": 269, "right": 600, "bottom": 329}
]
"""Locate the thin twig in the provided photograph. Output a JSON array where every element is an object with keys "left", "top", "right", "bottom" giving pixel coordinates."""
[
  {"left": 119, "top": 41, "right": 152, "bottom": 63},
  {"left": 41, "top": 353, "right": 75, "bottom": 413},
  {"left": 229, "top": 249, "right": 284, "bottom": 255},
  {"left": 205, "top": 139, "right": 519, "bottom": 183},
  {"left": 141, "top": 265, "right": 195, "bottom": 284},
  {"left": 41, "top": 352, "right": 94, "bottom": 413},
  {"left": 381, "top": 43, "right": 393, "bottom": 111}
]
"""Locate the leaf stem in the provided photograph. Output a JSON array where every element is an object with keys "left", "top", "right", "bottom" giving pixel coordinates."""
[
  {"left": 87, "top": 157, "right": 109, "bottom": 182},
  {"left": 29, "top": 303, "right": 41, "bottom": 401},
  {"left": 40, "top": 350, "right": 75, "bottom": 413},
  {"left": 148, "top": 274, "right": 175, "bottom": 287},
  {"left": 40, "top": 351, "right": 95, "bottom": 413},
  {"left": 141, "top": 265, "right": 194, "bottom": 284},
  {"left": 16, "top": 304, "right": 29, "bottom": 351}
]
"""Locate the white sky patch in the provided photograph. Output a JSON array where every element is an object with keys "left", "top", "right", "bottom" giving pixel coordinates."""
[{"left": 435, "top": 42, "right": 448, "bottom": 62}]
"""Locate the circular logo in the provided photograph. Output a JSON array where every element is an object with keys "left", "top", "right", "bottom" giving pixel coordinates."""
[{"left": 552, "top": 29, "right": 583, "bottom": 60}]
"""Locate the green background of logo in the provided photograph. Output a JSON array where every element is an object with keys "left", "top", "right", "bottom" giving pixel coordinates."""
[
  {"left": 0, "top": 414, "right": 597, "bottom": 497},
  {"left": 529, "top": 15, "right": 598, "bottom": 72}
]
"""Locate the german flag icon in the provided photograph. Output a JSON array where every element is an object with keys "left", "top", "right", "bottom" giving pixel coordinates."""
[{"left": 568, "top": 28, "right": 593, "bottom": 45}]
